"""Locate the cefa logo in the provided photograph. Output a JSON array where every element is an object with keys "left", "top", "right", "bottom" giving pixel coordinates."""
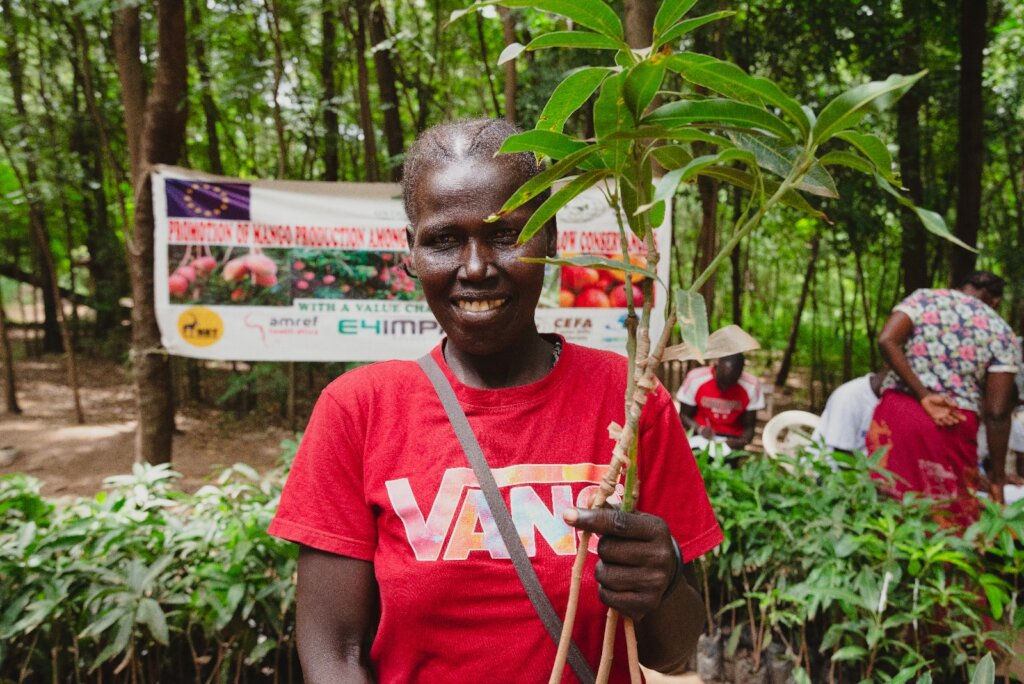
[
  {"left": 552, "top": 318, "right": 592, "bottom": 330},
  {"left": 177, "top": 307, "right": 224, "bottom": 347}
]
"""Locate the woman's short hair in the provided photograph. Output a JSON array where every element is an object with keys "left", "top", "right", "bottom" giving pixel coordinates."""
[
  {"left": 959, "top": 270, "right": 1005, "bottom": 299},
  {"left": 401, "top": 118, "right": 548, "bottom": 226}
]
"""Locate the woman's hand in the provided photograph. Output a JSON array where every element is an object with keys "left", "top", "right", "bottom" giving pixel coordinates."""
[
  {"left": 697, "top": 425, "right": 714, "bottom": 440},
  {"left": 920, "top": 393, "right": 964, "bottom": 427},
  {"left": 563, "top": 507, "right": 679, "bottom": 622}
]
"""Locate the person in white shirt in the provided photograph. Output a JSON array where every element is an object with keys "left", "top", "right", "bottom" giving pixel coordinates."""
[{"left": 812, "top": 366, "right": 886, "bottom": 453}]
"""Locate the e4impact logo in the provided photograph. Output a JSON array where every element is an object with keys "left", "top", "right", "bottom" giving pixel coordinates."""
[{"left": 177, "top": 307, "right": 224, "bottom": 347}]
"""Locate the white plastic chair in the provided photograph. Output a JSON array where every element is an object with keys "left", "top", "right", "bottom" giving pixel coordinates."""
[{"left": 761, "top": 410, "right": 821, "bottom": 459}]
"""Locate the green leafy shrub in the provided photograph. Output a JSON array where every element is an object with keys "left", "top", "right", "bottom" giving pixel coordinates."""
[
  {"left": 0, "top": 456, "right": 298, "bottom": 683},
  {"left": 699, "top": 448, "right": 1022, "bottom": 682},
  {"left": 0, "top": 440, "right": 1017, "bottom": 682}
]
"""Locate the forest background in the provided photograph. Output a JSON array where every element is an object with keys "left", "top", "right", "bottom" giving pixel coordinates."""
[{"left": 1, "top": 0, "right": 1023, "bottom": 464}]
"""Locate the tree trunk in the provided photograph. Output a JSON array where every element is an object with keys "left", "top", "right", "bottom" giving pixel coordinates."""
[
  {"left": 951, "top": 0, "right": 986, "bottom": 284},
  {"left": 0, "top": 133, "right": 85, "bottom": 423},
  {"left": 370, "top": 1, "right": 405, "bottom": 180},
  {"left": 618, "top": 0, "right": 651, "bottom": 47},
  {"left": 191, "top": 0, "right": 224, "bottom": 175},
  {"left": 343, "top": 0, "right": 380, "bottom": 182},
  {"left": 496, "top": 7, "right": 518, "bottom": 123},
  {"left": 694, "top": 172, "right": 719, "bottom": 317},
  {"left": 70, "top": 13, "right": 131, "bottom": 231},
  {"left": 322, "top": 0, "right": 339, "bottom": 181},
  {"left": 897, "top": 0, "right": 929, "bottom": 295},
  {"left": 1004, "top": 132, "right": 1024, "bottom": 330},
  {"left": 264, "top": 0, "right": 289, "bottom": 178},
  {"left": 113, "top": 6, "right": 146, "bottom": 187},
  {"left": 115, "top": 0, "right": 188, "bottom": 464},
  {"left": 854, "top": 250, "right": 879, "bottom": 368},
  {"left": 475, "top": 11, "right": 502, "bottom": 120},
  {"left": 730, "top": 186, "right": 743, "bottom": 325},
  {"left": 69, "top": 67, "right": 129, "bottom": 335},
  {"left": 2, "top": 0, "right": 62, "bottom": 354},
  {"left": 624, "top": 0, "right": 656, "bottom": 48},
  {"left": 0, "top": 286, "right": 20, "bottom": 415},
  {"left": 775, "top": 234, "right": 820, "bottom": 387}
]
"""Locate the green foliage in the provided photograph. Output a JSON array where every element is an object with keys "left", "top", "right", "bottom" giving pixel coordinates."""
[
  {"left": 1, "top": 442, "right": 1017, "bottom": 680},
  {"left": 0, "top": 453, "right": 299, "bottom": 682},
  {"left": 699, "top": 448, "right": 1024, "bottom": 680},
  {"left": 459, "top": 0, "right": 950, "bottom": 349}
]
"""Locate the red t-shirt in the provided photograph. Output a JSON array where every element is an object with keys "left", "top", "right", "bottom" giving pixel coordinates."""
[
  {"left": 269, "top": 340, "right": 723, "bottom": 683},
  {"left": 676, "top": 366, "right": 765, "bottom": 437}
]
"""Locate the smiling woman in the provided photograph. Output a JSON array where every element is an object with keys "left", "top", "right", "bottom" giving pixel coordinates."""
[
  {"left": 407, "top": 122, "right": 557, "bottom": 384},
  {"left": 267, "top": 119, "right": 723, "bottom": 683}
]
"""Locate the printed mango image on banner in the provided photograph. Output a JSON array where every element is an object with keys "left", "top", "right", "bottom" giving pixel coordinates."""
[
  {"left": 168, "top": 246, "right": 291, "bottom": 306},
  {"left": 177, "top": 307, "right": 224, "bottom": 347},
  {"left": 558, "top": 253, "right": 649, "bottom": 309},
  {"left": 288, "top": 249, "right": 420, "bottom": 302}
]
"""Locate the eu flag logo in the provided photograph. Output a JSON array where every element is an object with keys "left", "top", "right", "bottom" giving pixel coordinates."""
[{"left": 166, "top": 179, "right": 251, "bottom": 221}]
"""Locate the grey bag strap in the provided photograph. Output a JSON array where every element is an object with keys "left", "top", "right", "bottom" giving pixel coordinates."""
[{"left": 417, "top": 353, "right": 596, "bottom": 684}]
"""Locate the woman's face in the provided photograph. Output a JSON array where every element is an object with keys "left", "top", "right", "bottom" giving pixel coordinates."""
[{"left": 409, "top": 156, "right": 555, "bottom": 357}]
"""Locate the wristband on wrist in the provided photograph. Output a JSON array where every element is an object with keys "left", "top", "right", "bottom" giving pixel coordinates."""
[{"left": 663, "top": 536, "right": 684, "bottom": 598}]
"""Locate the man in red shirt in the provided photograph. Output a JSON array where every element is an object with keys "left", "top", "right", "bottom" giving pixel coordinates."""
[{"left": 677, "top": 353, "right": 765, "bottom": 451}]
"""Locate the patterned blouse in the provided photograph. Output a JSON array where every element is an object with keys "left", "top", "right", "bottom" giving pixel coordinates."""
[{"left": 881, "top": 288, "right": 1020, "bottom": 412}]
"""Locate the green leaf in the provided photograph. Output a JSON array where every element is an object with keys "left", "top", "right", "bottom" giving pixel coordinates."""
[
  {"left": 516, "top": 169, "right": 611, "bottom": 245},
  {"left": 497, "top": 42, "right": 526, "bottom": 65},
  {"left": 889, "top": 665, "right": 923, "bottom": 684},
  {"left": 526, "top": 31, "right": 625, "bottom": 52},
  {"left": 818, "top": 150, "right": 877, "bottom": 176},
  {"left": 537, "top": 67, "right": 612, "bottom": 133},
  {"left": 137, "top": 598, "right": 169, "bottom": 645},
  {"left": 523, "top": 254, "right": 657, "bottom": 280},
  {"left": 675, "top": 289, "right": 709, "bottom": 362},
  {"left": 649, "top": 168, "right": 686, "bottom": 207},
  {"left": 637, "top": 148, "right": 744, "bottom": 215},
  {"left": 90, "top": 613, "right": 133, "bottom": 671},
  {"left": 594, "top": 72, "right": 634, "bottom": 142},
  {"left": 651, "top": 145, "right": 694, "bottom": 170},
  {"left": 644, "top": 99, "right": 795, "bottom": 143},
  {"left": 729, "top": 131, "right": 837, "bottom": 197},
  {"left": 836, "top": 130, "right": 898, "bottom": 183},
  {"left": 245, "top": 637, "right": 278, "bottom": 666},
  {"left": 678, "top": 148, "right": 756, "bottom": 184},
  {"left": 792, "top": 668, "right": 812, "bottom": 684},
  {"left": 700, "top": 166, "right": 826, "bottom": 220},
  {"left": 812, "top": 71, "right": 926, "bottom": 144},
  {"left": 874, "top": 174, "right": 975, "bottom": 251},
  {"left": 623, "top": 60, "right": 667, "bottom": 119},
  {"left": 493, "top": 144, "right": 605, "bottom": 217},
  {"left": 607, "top": 126, "right": 733, "bottom": 148},
  {"left": 654, "top": 0, "right": 698, "bottom": 39},
  {"left": 593, "top": 72, "right": 634, "bottom": 173},
  {"left": 971, "top": 654, "right": 995, "bottom": 684},
  {"left": 831, "top": 645, "right": 868, "bottom": 662},
  {"left": 500, "top": 0, "right": 624, "bottom": 39},
  {"left": 140, "top": 555, "right": 174, "bottom": 592},
  {"left": 665, "top": 53, "right": 810, "bottom": 137},
  {"left": 498, "top": 130, "right": 588, "bottom": 160},
  {"left": 654, "top": 11, "right": 735, "bottom": 49},
  {"left": 618, "top": 173, "right": 645, "bottom": 237}
]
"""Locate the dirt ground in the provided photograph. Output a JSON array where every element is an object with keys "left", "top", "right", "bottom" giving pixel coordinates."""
[{"left": 0, "top": 354, "right": 293, "bottom": 497}]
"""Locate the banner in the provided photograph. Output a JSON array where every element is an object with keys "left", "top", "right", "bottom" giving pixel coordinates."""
[{"left": 153, "top": 165, "right": 671, "bottom": 361}]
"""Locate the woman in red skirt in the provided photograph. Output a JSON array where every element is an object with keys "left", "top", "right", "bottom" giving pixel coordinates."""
[{"left": 867, "top": 271, "right": 1020, "bottom": 526}]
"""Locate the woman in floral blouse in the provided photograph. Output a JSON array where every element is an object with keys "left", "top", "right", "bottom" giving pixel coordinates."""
[{"left": 867, "top": 271, "right": 1020, "bottom": 525}]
